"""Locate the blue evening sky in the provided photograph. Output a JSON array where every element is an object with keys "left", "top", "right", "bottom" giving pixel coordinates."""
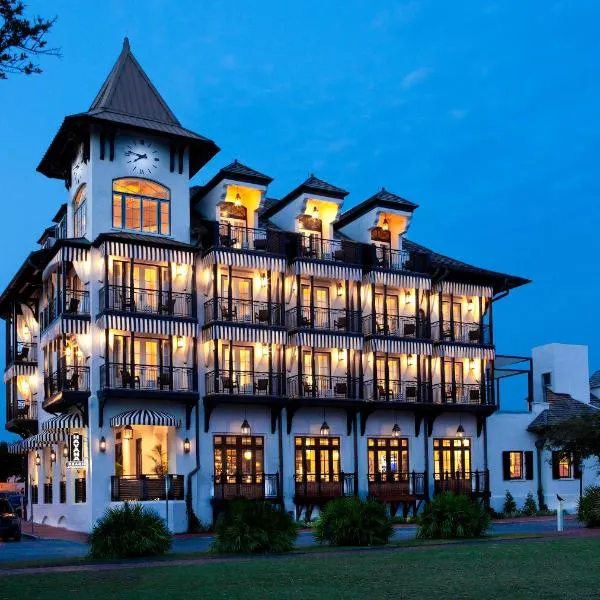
[{"left": 1, "top": 1, "right": 598, "bottom": 437}]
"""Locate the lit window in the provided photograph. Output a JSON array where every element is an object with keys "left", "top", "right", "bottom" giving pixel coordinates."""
[
  {"left": 509, "top": 451, "right": 523, "bottom": 480},
  {"left": 73, "top": 184, "right": 87, "bottom": 238},
  {"left": 553, "top": 451, "right": 573, "bottom": 479},
  {"left": 112, "top": 178, "right": 170, "bottom": 235}
]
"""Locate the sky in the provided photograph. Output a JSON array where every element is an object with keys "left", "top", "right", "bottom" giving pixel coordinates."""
[{"left": 1, "top": 1, "right": 598, "bottom": 438}]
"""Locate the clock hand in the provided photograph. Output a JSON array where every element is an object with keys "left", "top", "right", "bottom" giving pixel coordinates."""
[{"left": 133, "top": 154, "right": 148, "bottom": 162}]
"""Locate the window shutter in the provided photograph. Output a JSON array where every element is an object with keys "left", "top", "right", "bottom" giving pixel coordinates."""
[
  {"left": 574, "top": 456, "right": 582, "bottom": 480},
  {"left": 525, "top": 451, "right": 534, "bottom": 480},
  {"left": 502, "top": 451, "right": 511, "bottom": 480},
  {"left": 551, "top": 452, "right": 560, "bottom": 479}
]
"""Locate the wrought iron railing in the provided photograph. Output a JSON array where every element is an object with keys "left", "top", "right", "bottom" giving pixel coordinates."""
[
  {"left": 362, "top": 313, "right": 431, "bottom": 338},
  {"left": 431, "top": 321, "right": 491, "bottom": 345},
  {"left": 205, "top": 371, "right": 283, "bottom": 396},
  {"left": 212, "top": 473, "right": 280, "bottom": 500},
  {"left": 287, "top": 375, "right": 359, "bottom": 399},
  {"left": 364, "top": 379, "right": 431, "bottom": 403},
  {"left": 6, "top": 398, "right": 38, "bottom": 421},
  {"left": 110, "top": 474, "right": 185, "bottom": 501},
  {"left": 374, "top": 246, "right": 410, "bottom": 271},
  {"left": 216, "top": 223, "right": 288, "bottom": 254},
  {"left": 297, "top": 235, "right": 363, "bottom": 265},
  {"left": 43, "top": 483, "right": 53, "bottom": 504},
  {"left": 432, "top": 382, "right": 489, "bottom": 405},
  {"left": 433, "top": 470, "right": 490, "bottom": 496},
  {"left": 100, "top": 363, "right": 196, "bottom": 392},
  {"left": 99, "top": 285, "right": 195, "bottom": 318},
  {"left": 7, "top": 342, "right": 38, "bottom": 364},
  {"left": 45, "top": 366, "right": 90, "bottom": 398},
  {"left": 40, "top": 288, "right": 90, "bottom": 331},
  {"left": 204, "top": 297, "right": 283, "bottom": 326},
  {"left": 286, "top": 306, "right": 361, "bottom": 332},
  {"left": 294, "top": 472, "right": 356, "bottom": 499},
  {"left": 368, "top": 471, "right": 427, "bottom": 498}
]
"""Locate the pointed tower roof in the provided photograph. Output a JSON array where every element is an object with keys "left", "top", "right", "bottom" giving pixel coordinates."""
[{"left": 38, "top": 38, "right": 219, "bottom": 179}]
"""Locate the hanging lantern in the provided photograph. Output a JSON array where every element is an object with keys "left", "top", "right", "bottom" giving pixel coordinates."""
[
  {"left": 382, "top": 216, "right": 389, "bottom": 231},
  {"left": 320, "top": 421, "right": 330, "bottom": 436},
  {"left": 392, "top": 423, "right": 401, "bottom": 438},
  {"left": 234, "top": 192, "right": 242, "bottom": 207},
  {"left": 456, "top": 424, "right": 465, "bottom": 438},
  {"left": 260, "top": 272, "right": 268, "bottom": 289},
  {"left": 241, "top": 419, "right": 251, "bottom": 436},
  {"left": 63, "top": 445, "right": 69, "bottom": 458}
]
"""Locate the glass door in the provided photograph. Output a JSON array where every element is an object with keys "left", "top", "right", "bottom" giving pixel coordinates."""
[
  {"left": 222, "top": 345, "right": 254, "bottom": 393},
  {"left": 133, "top": 264, "right": 159, "bottom": 313}
]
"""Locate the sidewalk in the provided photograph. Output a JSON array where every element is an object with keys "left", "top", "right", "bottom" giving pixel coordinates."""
[{"left": 22, "top": 521, "right": 88, "bottom": 543}]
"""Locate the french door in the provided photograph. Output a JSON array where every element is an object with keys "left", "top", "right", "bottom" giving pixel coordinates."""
[
  {"left": 442, "top": 296, "right": 462, "bottom": 340},
  {"left": 303, "top": 351, "right": 331, "bottom": 395},
  {"left": 375, "top": 292, "right": 399, "bottom": 333},
  {"left": 433, "top": 438, "right": 471, "bottom": 479},
  {"left": 213, "top": 435, "right": 264, "bottom": 485},
  {"left": 368, "top": 438, "right": 409, "bottom": 482},
  {"left": 222, "top": 345, "right": 254, "bottom": 391},
  {"left": 295, "top": 436, "right": 340, "bottom": 483},
  {"left": 443, "top": 359, "right": 464, "bottom": 402}
]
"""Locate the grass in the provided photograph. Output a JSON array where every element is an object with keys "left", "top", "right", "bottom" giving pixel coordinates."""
[{"left": 2, "top": 537, "right": 600, "bottom": 599}]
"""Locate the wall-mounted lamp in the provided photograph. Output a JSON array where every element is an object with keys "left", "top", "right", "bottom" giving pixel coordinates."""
[
  {"left": 23, "top": 324, "right": 30, "bottom": 337},
  {"left": 336, "top": 282, "right": 343, "bottom": 297},
  {"left": 35, "top": 452, "right": 41, "bottom": 466},
  {"left": 392, "top": 423, "right": 401, "bottom": 438},
  {"left": 312, "top": 205, "right": 319, "bottom": 219},
  {"left": 260, "top": 272, "right": 268, "bottom": 289},
  {"left": 467, "top": 297, "right": 474, "bottom": 312},
  {"left": 338, "top": 348, "right": 345, "bottom": 362},
  {"left": 241, "top": 419, "right": 252, "bottom": 436},
  {"left": 176, "top": 263, "right": 186, "bottom": 278},
  {"left": 99, "top": 436, "right": 107, "bottom": 453},
  {"left": 382, "top": 216, "right": 389, "bottom": 232},
  {"left": 50, "top": 449, "right": 56, "bottom": 463},
  {"left": 183, "top": 438, "right": 191, "bottom": 454},
  {"left": 65, "top": 345, "right": 73, "bottom": 359},
  {"left": 469, "top": 359, "right": 475, "bottom": 373},
  {"left": 405, "top": 289, "right": 413, "bottom": 304},
  {"left": 176, "top": 336, "right": 185, "bottom": 350},
  {"left": 235, "top": 192, "right": 242, "bottom": 207},
  {"left": 63, "top": 445, "right": 69, "bottom": 458},
  {"left": 123, "top": 425, "right": 133, "bottom": 440},
  {"left": 407, "top": 354, "right": 414, "bottom": 368}
]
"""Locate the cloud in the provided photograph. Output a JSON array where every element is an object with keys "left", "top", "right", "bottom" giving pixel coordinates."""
[{"left": 401, "top": 67, "right": 431, "bottom": 89}]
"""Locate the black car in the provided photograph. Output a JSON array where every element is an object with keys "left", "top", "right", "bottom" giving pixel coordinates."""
[{"left": 0, "top": 499, "right": 21, "bottom": 541}]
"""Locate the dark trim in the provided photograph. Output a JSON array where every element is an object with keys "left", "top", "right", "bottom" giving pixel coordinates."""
[{"left": 335, "top": 196, "right": 418, "bottom": 230}]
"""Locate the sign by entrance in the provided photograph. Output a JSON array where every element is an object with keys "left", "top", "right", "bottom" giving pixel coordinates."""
[{"left": 66, "top": 433, "right": 87, "bottom": 469}]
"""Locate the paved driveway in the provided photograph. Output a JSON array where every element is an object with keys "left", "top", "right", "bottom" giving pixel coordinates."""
[{"left": 0, "top": 518, "right": 584, "bottom": 564}]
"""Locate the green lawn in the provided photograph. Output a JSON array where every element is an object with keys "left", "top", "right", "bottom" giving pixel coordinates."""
[{"left": 3, "top": 538, "right": 600, "bottom": 599}]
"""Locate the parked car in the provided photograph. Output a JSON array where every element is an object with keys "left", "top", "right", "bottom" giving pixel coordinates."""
[
  {"left": 8, "top": 494, "right": 26, "bottom": 518},
  {"left": 0, "top": 499, "right": 21, "bottom": 541}
]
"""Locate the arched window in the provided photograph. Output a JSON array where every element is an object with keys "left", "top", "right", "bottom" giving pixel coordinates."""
[
  {"left": 73, "top": 184, "right": 87, "bottom": 238},
  {"left": 112, "top": 178, "right": 170, "bottom": 235}
]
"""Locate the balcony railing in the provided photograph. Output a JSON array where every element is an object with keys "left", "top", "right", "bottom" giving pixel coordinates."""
[
  {"left": 287, "top": 375, "right": 359, "bottom": 399},
  {"left": 204, "top": 297, "right": 283, "bottom": 326},
  {"left": 216, "top": 223, "right": 287, "bottom": 254},
  {"left": 45, "top": 366, "right": 90, "bottom": 398},
  {"left": 364, "top": 380, "right": 431, "bottom": 403},
  {"left": 43, "top": 483, "right": 53, "bottom": 504},
  {"left": 433, "top": 470, "right": 490, "bottom": 497},
  {"left": 205, "top": 371, "right": 284, "bottom": 396},
  {"left": 40, "top": 288, "right": 90, "bottom": 331},
  {"left": 362, "top": 314, "right": 431, "bottom": 339},
  {"left": 110, "top": 474, "right": 184, "bottom": 501},
  {"left": 7, "top": 342, "right": 38, "bottom": 364},
  {"left": 100, "top": 363, "right": 197, "bottom": 392},
  {"left": 432, "top": 321, "right": 491, "bottom": 345},
  {"left": 432, "top": 383, "right": 490, "bottom": 405},
  {"left": 374, "top": 246, "right": 410, "bottom": 271},
  {"left": 213, "top": 474, "right": 280, "bottom": 500},
  {"left": 6, "top": 399, "right": 38, "bottom": 421},
  {"left": 368, "top": 471, "right": 427, "bottom": 499},
  {"left": 100, "top": 285, "right": 195, "bottom": 318},
  {"left": 297, "top": 235, "right": 363, "bottom": 265},
  {"left": 294, "top": 472, "right": 356, "bottom": 499},
  {"left": 286, "top": 306, "right": 361, "bottom": 333}
]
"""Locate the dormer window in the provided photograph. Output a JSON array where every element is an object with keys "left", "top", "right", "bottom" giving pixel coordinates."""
[
  {"left": 112, "top": 178, "right": 170, "bottom": 235},
  {"left": 73, "top": 184, "right": 87, "bottom": 238}
]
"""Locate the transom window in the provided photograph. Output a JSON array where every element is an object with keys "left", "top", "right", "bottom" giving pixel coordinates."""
[
  {"left": 73, "top": 184, "right": 87, "bottom": 238},
  {"left": 112, "top": 178, "right": 170, "bottom": 235}
]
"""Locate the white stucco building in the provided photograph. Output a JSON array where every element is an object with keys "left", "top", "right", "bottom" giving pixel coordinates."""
[{"left": 3, "top": 40, "right": 597, "bottom": 532}]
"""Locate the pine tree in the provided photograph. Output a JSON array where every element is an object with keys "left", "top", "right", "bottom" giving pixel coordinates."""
[
  {"left": 522, "top": 492, "right": 538, "bottom": 516},
  {"left": 503, "top": 490, "right": 518, "bottom": 515}
]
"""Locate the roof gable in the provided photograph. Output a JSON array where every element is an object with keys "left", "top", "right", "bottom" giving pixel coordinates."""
[{"left": 198, "top": 160, "right": 273, "bottom": 195}]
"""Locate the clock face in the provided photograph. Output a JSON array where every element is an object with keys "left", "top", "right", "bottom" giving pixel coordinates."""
[{"left": 123, "top": 139, "right": 160, "bottom": 176}]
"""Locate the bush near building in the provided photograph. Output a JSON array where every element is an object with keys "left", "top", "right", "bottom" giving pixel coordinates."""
[
  {"left": 522, "top": 492, "right": 538, "bottom": 516},
  {"left": 578, "top": 486, "right": 600, "bottom": 527},
  {"left": 502, "top": 491, "right": 518, "bottom": 516}
]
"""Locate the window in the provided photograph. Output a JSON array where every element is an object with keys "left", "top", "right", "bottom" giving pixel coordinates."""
[
  {"left": 73, "top": 184, "right": 87, "bottom": 238},
  {"left": 552, "top": 452, "right": 577, "bottom": 480},
  {"left": 112, "top": 178, "right": 170, "bottom": 235},
  {"left": 213, "top": 435, "right": 264, "bottom": 484},
  {"left": 502, "top": 451, "right": 533, "bottom": 480},
  {"left": 295, "top": 436, "right": 340, "bottom": 483},
  {"left": 542, "top": 372, "right": 552, "bottom": 401},
  {"left": 433, "top": 438, "right": 471, "bottom": 479},
  {"left": 368, "top": 438, "right": 409, "bottom": 481}
]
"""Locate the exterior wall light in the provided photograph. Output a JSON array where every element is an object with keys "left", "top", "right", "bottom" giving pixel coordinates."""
[
  {"left": 176, "top": 336, "right": 185, "bottom": 349},
  {"left": 382, "top": 216, "right": 389, "bottom": 231},
  {"left": 467, "top": 297, "right": 474, "bottom": 312},
  {"left": 123, "top": 425, "right": 133, "bottom": 440},
  {"left": 392, "top": 423, "right": 401, "bottom": 438},
  {"left": 338, "top": 348, "right": 345, "bottom": 362},
  {"left": 456, "top": 424, "right": 465, "bottom": 438},
  {"left": 99, "top": 436, "right": 107, "bottom": 453},
  {"left": 235, "top": 192, "right": 242, "bottom": 207},
  {"left": 260, "top": 273, "right": 268, "bottom": 289},
  {"left": 243, "top": 450, "right": 252, "bottom": 461},
  {"left": 241, "top": 419, "right": 252, "bottom": 436},
  {"left": 183, "top": 438, "right": 191, "bottom": 454},
  {"left": 50, "top": 449, "right": 56, "bottom": 463},
  {"left": 63, "top": 445, "right": 69, "bottom": 458},
  {"left": 320, "top": 421, "right": 330, "bottom": 436},
  {"left": 407, "top": 354, "right": 414, "bottom": 367},
  {"left": 405, "top": 289, "right": 413, "bottom": 304},
  {"left": 35, "top": 452, "right": 41, "bottom": 466},
  {"left": 336, "top": 282, "right": 343, "bottom": 297}
]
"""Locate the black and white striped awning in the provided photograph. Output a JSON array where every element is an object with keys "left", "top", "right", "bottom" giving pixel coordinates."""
[
  {"left": 435, "top": 343, "right": 495, "bottom": 360},
  {"left": 7, "top": 440, "right": 24, "bottom": 454},
  {"left": 42, "top": 246, "right": 90, "bottom": 280},
  {"left": 202, "top": 249, "right": 287, "bottom": 273},
  {"left": 202, "top": 324, "right": 287, "bottom": 345},
  {"left": 100, "top": 240, "right": 194, "bottom": 265},
  {"left": 367, "top": 271, "right": 431, "bottom": 290},
  {"left": 97, "top": 314, "right": 198, "bottom": 337},
  {"left": 110, "top": 409, "right": 181, "bottom": 429},
  {"left": 434, "top": 281, "right": 493, "bottom": 298},
  {"left": 289, "top": 331, "right": 363, "bottom": 350},
  {"left": 293, "top": 260, "right": 363, "bottom": 282},
  {"left": 10, "top": 431, "right": 67, "bottom": 453},
  {"left": 42, "top": 410, "right": 84, "bottom": 432},
  {"left": 40, "top": 316, "right": 90, "bottom": 345},
  {"left": 365, "top": 338, "right": 433, "bottom": 356},
  {"left": 3, "top": 363, "right": 36, "bottom": 383}
]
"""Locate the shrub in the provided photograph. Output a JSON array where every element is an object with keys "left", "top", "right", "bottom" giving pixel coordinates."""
[
  {"left": 522, "top": 492, "right": 538, "bottom": 516},
  {"left": 89, "top": 502, "right": 171, "bottom": 559},
  {"left": 578, "top": 486, "right": 600, "bottom": 528},
  {"left": 212, "top": 499, "right": 297, "bottom": 553},
  {"left": 417, "top": 493, "right": 490, "bottom": 540},
  {"left": 502, "top": 491, "right": 518, "bottom": 516},
  {"left": 315, "top": 497, "right": 393, "bottom": 546}
]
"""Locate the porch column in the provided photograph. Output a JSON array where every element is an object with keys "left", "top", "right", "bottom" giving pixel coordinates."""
[
  {"left": 345, "top": 279, "right": 349, "bottom": 329},
  {"left": 309, "top": 276, "right": 315, "bottom": 328},
  {"left": 227, "top": 265, "right": 233, "bottom": 317},
  {"left": 130, "top": 332, "right": 135, "bottom": 388},
  {"left": 384, "top": 351, "right": 390, "bottom": 398},
  {"left": 228, "top": 341, "right": 234, "bottom": 380},
  {"left": 267, "top": 269, "right": 272, "bottom": 325},
  {"left": 281, "top": 345, "right": 287, "bottom": 396},
  {"left": 488, "top": 296, "right": 494, "bottom": 345},
  {"left": 372, "top": 352, "right": 378, "bottom": 400},
  {"left": 297, "top": 345, "right": 302, "bottom": 397},
  {"left": 191, "top": 258, "right": 197, "bottom": 318},
  {"left": 268, "top": 343, "right": 273, "bottom": 394}
]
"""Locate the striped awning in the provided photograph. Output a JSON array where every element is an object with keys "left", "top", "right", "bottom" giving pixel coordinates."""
[
  {"left": 97, "top": 314, "right": 198, "bottom": 337},
  {"left": 40, "top": 316, "right": 90, "bottom": 346},
  {"left": 202, "top": 324, "right": 287, "bottom": 345},
  {"left": 289, "top": 331, "right": 363, "bottom": 350},
  {"left": 42, "top": 245, "right": 90, "bottom": 280},
  {"left": 110, "top": 409, "right": 181, "bottom": 429},
  {"left": 367, "top": 271, "right": 431, "bottom": 290},
  {"left": 11, "top": 431, "right": 67, "bottom": 453},
  {"left": 202, "top": 249, "right": 287, "bottom": 273},
  {"left": 293, "top": 260, "right": 363, "bottom": 282},
  {"left": 42, "top": 410, "right": 84, "bottom": 432},
  {"left": 434, "top": 281, "right": 493, "bottom": 298},
  {"left": 435, "top": 343, "right": 495, "bottom": 360},
  {"left": 3, "top": 363, "right": 36, "bottom": 383},
  {"left": 365, "top": 338, "right": 433, "bottom": 356},
  {"left": 100, "top": 240, "right": 194, "bottom": 265}
]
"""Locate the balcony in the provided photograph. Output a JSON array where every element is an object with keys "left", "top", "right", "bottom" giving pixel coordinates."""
[
  {"left": 204, "top": 297, "right": 283, "bottom": 327},
  {"left": 110, "top": 474, "right": 184, "bottom": 501},
  {"left": 374, "top": 246, "right": 410, "bottom": 271},
  {"left": 367, "top": 472, "right": 427, "bottom": 501},
  {"left": 212, "top": 473, "right": 280, "bottom": 501},
  {"left": 7, "top": 342, "right": 38, "bottom": 365},
  {"left": 286, "top": 306, "right": 361, "bottom": 333},
  {"left": 99, "top": 285, "right": 195, "bottom": 318},
  {"left": 5, "top": 397, "right": 38, "bottom": 436},
  {"left": 216, "top": 223, "right": 286, "bottom": 254},
  {"left": 294, "top": 473, "right": 356, "bottom": 502},
  {"left": 205, "top": 371, "right": 284, "bottom": 397},
  {"left": 432, "top": 321, "right": 491, "bottom": 345},
  {"left": 100, "top": 363, "right": 197, "bottom": 393},
  {"left": 432, "top": 383, "right": 490, "bottom": 405},
  {"left": 433, "top": 470, "right": 490, "bottom": 499},
  {"left": 40, "top": 288, "right": 90, "bottom": 331},
  {"left": 44, "top": 367, "right": 90, "bottom": 410},
  {"left": 297, "top": 235, "right": 363, "bottom": 265},
  {"left": 362, "top": 314, "right": 431, "bottom": 339},
  {"left": 364, "top": 379, "right": 431, "bottom": 403},
  {"left": 287, "top": 375, "right": 359, "bottom": 400}
]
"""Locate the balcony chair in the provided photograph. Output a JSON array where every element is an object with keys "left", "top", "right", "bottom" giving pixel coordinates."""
[
  {"left": 405, "top": 385, "right": 418, "bottom": 400},
  {"left": 377, "top": 385, "right": 391, "bottom": 401},
  {"left": 298, "top": 313, "right": 311, "bottom": 327},
  {"left": 16, "top": 346, "right": 30, "bottom": 361},
  {"left": 333, "top": 247, "right": 344, "bottom": 261},
  {"left": 302, "top": 380, "right": 314, "bottom": 395},
  {"left": 468, "top": 328, "right": 481, "bottom": 342},
  {"left": 376, "top": 321, "right": 388, "bottom": 335},
  {"left": 220, "top": 304, "right": 238, "bottom": 321},
  {"left": 255, "top": 309, "right": 270, "bottom": 324},
  {"left": 254, "top": 378, "right": 269, "bottom": 395},
  {"left": 121, "top": 297, "right": 136, "bottom": 312},
  {"left": 157, "top": 371, "right": 172, "bottom": 390},
  {"left": 64, "top": 371, "right": 79, "bottom": 391},
  {"left": 219, "top": 233, "right": 237, "bottom": 247},
  {"left": 254, "top": 237, "right": 267, "bottom": 251},
  {"left": 16, "top": 405, "right": 29, "bottom": 419},
  {"left": 469, "top": 388, "right": 481, "bottom": 402},
  {"left": 121, "top": 370, "right": 141, "bottom": 389},
  {"left": 334, "top": 382, "right": 347, "bottom": 397},
  {"left": 403, "top": 322, "right": 416, "bottom": 337},
  {"left": 334, "top": 316, "right": 347, "bottom": 331},
  {"left": 65, "top": 297, "right": 80, "bottom": 314},
  {"left": 158, "top": 298, "right": 176, "bottom": 315},
  {"left": 221, "top": 377, "right": 239, "bottom": 394}
]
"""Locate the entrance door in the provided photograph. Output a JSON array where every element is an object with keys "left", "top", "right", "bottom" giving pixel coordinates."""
[
  {"left": 222, "top": 345, "right": 254, "bottom": 392},
  {"left": 443, "top": 359, "right": 464, "bottom": 403},
  {"left": 303, "top": 351, "right": 331, "bottom": 395},
  {"left": 375, "top": 292, "right": 399, "bottom": 334},
  {"left": 375, "top": 357, "right": 400, "bottom": 398},
  {"left": 213, "top": 435, "right": 264, "bottom": 495},
  {"left": 367, "top": 438, "right": 409, "bottom": 482},
  {"left": 295, "top": 436, "right": 341, "bottom": 497},
  {"left": 433, "top": 438, "right": 471, "bottom": 493}
]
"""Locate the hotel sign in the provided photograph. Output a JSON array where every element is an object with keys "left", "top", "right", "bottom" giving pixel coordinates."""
[{"left": 66, "top": 433, "right": 87, "bottom": 469}]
